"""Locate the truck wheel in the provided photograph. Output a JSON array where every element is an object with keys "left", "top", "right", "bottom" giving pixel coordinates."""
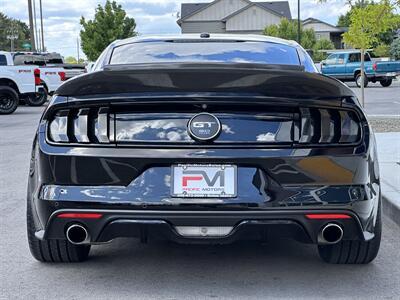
[
  {"left": 355, "top": 73, "right": 368, "bottom": 88},
  {"left": 380, "top": 79, "right": 392, "bottom": 87},
  {"left": 318, "top": 197, "right": 381, "bottom": 264},
  {"left": 27, "top": 196, "right": 90, "bottom": 263},
  {"left": 25, "top": 89, "right": 48, "bottom": 106},
  {"left": 0, "top": 86, "right": 19, "bottom": 114}
]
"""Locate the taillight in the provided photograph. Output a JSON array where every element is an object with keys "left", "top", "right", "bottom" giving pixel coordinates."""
[
  {"left": 34, "top": 68, "right": 41, "bottom": 85},
  {"left": 299, "top": 108, "right": 361, "bottom": 144},
  {"left": 58, "top": 71, "right": 66, "bottom": 81},
  {"left": 372, "top": 63, "right": 377, "bottom": 71},
  {"left": 48, "top": 107, "right": 112, "bottom": 144}
]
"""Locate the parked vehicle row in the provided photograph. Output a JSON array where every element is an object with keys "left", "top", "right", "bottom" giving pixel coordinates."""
[
  {"left": 13, "top": 52, "right": 86, "bottom": 80},
  {"left": 321, "top": 50, "right": 400, "bottom": 87},
  {"left": 0, "top": 52, "right": 48, "bottom": 114}
]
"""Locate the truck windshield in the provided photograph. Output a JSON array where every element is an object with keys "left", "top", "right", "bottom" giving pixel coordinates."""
[{"left": 110, "top": 41, "right": 301, "bottom": 66}]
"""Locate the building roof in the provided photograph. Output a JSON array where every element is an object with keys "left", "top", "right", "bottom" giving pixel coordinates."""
[
  {"left": 257, "top": 2, "right": 291, "bottom": 19},
  {"left": 180, "top": 3, "right": 209, "bottom": 19},
  {"left": 302, "top": 17, "right": 347, "bottom": 32},
  {"left": 179, "top": 0, "right": 291, "bottom": 24}
]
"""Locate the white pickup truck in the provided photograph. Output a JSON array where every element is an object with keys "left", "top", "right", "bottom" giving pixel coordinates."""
[
  {"left": 6, "top": 52, "right": 66, "bottom": 95},
  {"left": 13, "top": 52, "right": 85, "bottom": 80},
  {"left": 0, "top": 52, "right": 46, "bottom": 114}
]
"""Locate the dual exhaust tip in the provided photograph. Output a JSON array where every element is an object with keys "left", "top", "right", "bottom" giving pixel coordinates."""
[
  {"left": 66, "top": 224, "right": 90, "bottom": 245},
  {"left": 319, "top": 223, "right": 344, "bottom": 244}
]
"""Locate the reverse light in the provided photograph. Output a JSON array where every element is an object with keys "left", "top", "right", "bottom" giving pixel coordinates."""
[{"left": 305, "top": 214, "right": 352, "bottom": 220}]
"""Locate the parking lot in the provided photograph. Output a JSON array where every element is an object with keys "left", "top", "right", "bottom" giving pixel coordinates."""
[{"left": 1, "top": 80, "right": 400, "bottom": 299}]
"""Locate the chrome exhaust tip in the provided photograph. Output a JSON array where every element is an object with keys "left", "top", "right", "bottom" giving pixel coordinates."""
[
  {"left": 66, "top": 224, "right": 90, "bottom": 245},
  {"left": 319, "top": 223, "right": 343, "bottom": 244}
]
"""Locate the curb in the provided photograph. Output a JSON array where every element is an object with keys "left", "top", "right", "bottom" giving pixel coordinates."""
[{"left": 382, "top": 195, "right": 400, "bottom": 227}]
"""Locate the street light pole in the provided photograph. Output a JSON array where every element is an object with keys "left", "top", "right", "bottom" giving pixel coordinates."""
[
  {"left": 27, "top": 0, "right": 36, "bottom": 51},
  {"left": 297, "top": 0, "right": 301, "bottom": 44},
  {"left": 39, "top": 0, "right": 45, "bottom": 51}
]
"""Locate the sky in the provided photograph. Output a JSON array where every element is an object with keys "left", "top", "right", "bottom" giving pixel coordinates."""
[{"left": 1, "top": 0, "right": 350, "bottom": 59}]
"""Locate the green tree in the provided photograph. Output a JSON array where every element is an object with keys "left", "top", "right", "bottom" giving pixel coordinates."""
[
  {"left": 0, "top": 13, "right": 31, "bottom": 51},
  {"left": 373, "top": 43, "right": 391, "bottom": 56},
  {"left": 337, "top": 1, "right": 398, "bottom": 46},
  {"left": 312, "top": 39, "right": 335, "bottom": 62},
  {"left": 342, "top": 0, "right": 399, "bottom": 106},
  {"left": 64, "top": 56, "right": 85, "bottom": 64},
  {"left": 390, "top": 38, "right": 400, "bottom": 59},
  {"left": 263, "top": 18, "right": 316, "bottom": 49},
  {"left": 80, "top": 1, "right": 137, "bottom": 61}
]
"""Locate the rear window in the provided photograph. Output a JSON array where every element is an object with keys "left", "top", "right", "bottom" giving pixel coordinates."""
[{"left": 110, "top": 41, "right": 300, "bottom": 66}]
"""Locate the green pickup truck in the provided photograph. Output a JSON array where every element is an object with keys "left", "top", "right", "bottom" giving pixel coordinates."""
[{"left": 321, "top": 50, "right": 400, "bottom": 87}]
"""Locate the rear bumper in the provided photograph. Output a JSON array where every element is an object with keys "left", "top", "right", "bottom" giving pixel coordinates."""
[{"left": 39, "top": 208, "right": 368, "bottom": 245}]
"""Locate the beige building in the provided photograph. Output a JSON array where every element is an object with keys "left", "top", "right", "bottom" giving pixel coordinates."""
[
  {"left": 178, "top": 1, "right": 347, "bottom": 49},
  {"left": 177, "top": 0, "right": 292, "bottom": 35},
  {"left": 301, "top": 18, "right": 347, "bottom": 49}
]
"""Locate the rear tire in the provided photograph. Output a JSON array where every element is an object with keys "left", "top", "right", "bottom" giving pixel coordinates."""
[
  {"left": 0, "top": 86, "right": 19, "bottom": 114},
  {"left": 27, "top": 198, "right": 90, "bottom": 263},
  {"left": 318, "top": 198, "right": 382, "bottom": 264},
  {"left": 355, "top": 73, "right": 368, "bottom": 88},
  {"left": 380, "top": 79, "right": 392, "bottom": 87},
  {"left": 24, "top": 89, "right": 48, "bottom": 106}
]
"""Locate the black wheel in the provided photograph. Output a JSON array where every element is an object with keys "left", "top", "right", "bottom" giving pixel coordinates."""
[
  {"left": 27, "top": 198, "right": 90, "bottom": 263},
  {"left": 380, "top": 79, "right": 392, "bottom": 87},
  {"left": 318, "top": 198, "right": 382, "bottom": 264},
  {"left": 24, "top": 89, "right": 48, "bottom": 106},
  {"left": 355, "top": 73, "right": 368, "bottom": 88},
  {"left": 0, "top": 86, "right": 19, "bottom": 114}
]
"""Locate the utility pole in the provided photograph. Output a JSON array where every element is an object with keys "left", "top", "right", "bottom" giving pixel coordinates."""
[
  {"left": 297, "top": 0, "right": 301, "bottom": 44},
  {"left": 27, "top": 0, "right": 36, "bottom": 51},
  {"left": 6, "top": 22, "right": 19, "bottom": 52},
  {"left": 39, "top": 0, "right": 45, "bottom": 51},
  {"left": 77, "top": 38, "right": 80, "bottom": 62},
  {"left": 33, "top": 0, "right": 39, "bottom": 51}
]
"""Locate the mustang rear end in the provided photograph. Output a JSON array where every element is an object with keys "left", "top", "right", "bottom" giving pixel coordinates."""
[{"left": 27, "top": 35, "right": 381, "bottom": 264}]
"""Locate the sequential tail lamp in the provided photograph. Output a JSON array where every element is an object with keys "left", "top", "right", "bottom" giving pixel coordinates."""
[
  {"left": 34, "top": 68, "right": 41, "bottom": 85},
  {"left": 57, "top": 213, "right": 103, "bottom": 219},
  {"left": 305, "top": 214, "right": 352, "bottom": 220}
]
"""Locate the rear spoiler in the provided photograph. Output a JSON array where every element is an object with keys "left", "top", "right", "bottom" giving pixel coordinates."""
[{"left": 56, "top": 62, "right": 354, "bottom": 100}]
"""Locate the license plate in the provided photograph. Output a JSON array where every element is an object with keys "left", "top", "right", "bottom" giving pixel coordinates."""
[{"left": 171, "top": 164, "right": 237, "bottom": 198}]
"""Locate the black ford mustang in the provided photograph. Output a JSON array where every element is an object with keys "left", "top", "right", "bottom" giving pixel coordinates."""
[{"left": 27, "top": 34, "right": 381, "bottom": 264}]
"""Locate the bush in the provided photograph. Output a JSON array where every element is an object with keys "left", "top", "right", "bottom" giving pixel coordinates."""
[
  {"left": 373, "top": 44, "right": 390, "bottom": 57},
  {"left": 390, "top": 38, "right": 400, "bottom": 60},
  {"left": 312, "top": 39, "right": 335, "bottom": 62}
]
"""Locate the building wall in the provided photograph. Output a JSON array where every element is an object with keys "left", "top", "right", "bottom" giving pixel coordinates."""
[
  {"left": 303, "top": 22, "right": 340, "bottom": 33},
  {"left": 314, "top": 31, "right": 330, "bottom": 40},
  {"left": 181, "top": 21, "right": 226, "bottom": 33},
  {"left": 186, "top": 0, "right": 248, "bottom": 21},
  {"left": 226, "top": 6, "right": 282, "bottom": 31}
]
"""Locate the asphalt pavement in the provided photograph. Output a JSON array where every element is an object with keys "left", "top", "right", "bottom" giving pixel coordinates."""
[
  {"left": 348, "top": 79, "right": 400, "bottom": 116},
  {"left": 1, "top": 104, "right": 400, "bottom": 299}
]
